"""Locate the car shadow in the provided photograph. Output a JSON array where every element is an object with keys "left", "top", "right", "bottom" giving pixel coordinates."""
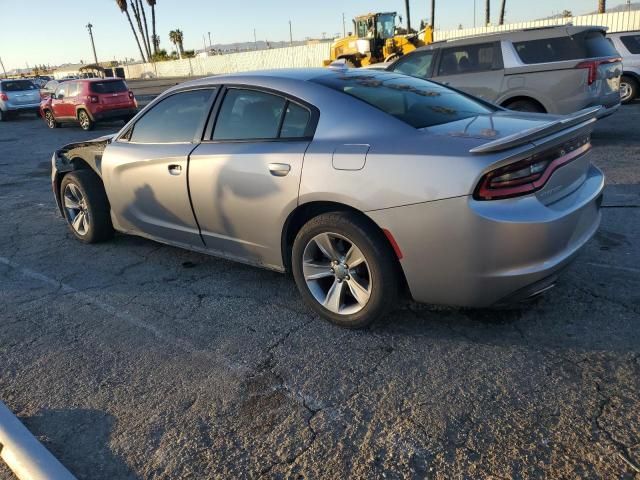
[{"left": 22, "top": 408, "right": 139, "bottom": 480}]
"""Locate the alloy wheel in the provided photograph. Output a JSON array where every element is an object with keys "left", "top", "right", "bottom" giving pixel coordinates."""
[
  {"left": 63, "top": 183, "right": 90, "bottom": 236},
  {"left": 302, "top": 232, "right": 372, "bottom": 315},
  {"left": 79, "top": 111, "right": 90, "bottom": 130},
  {"left": 45, "top": 111, "right": 55, "bottom": 128},
  {"left": 620, "top": 81, "right": 633, "bottom": 103}
]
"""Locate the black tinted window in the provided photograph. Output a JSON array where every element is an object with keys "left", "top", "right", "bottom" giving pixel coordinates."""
[
  {"left": 213, "top": 89, "right": 286, "bottom": 140},
  {"left": 129, "top": 89, "right": 214, "bottom": 143},
  {"left": 91, "top": 80, "right": 128, "bottom": 93},
  {"left": 312, "top": 72, "right": 494, "bottom": 129},
  {"left": 280, "top": 102, "right": 311, "bottom": 138},
  {"left": 392, "top": 51, "right": 435, "bottom": 78},
  {"left": 438, "top": 42, "right": 501, "bottom": 76},
  {"left": 621, "top": 34, "right": 640, "bottom": 54},
  {"left": 1, "top": 80, "right": 37, "bottom": 91},
  {"left": 514, "top": 31, "right": 619, "bottom": 64}
]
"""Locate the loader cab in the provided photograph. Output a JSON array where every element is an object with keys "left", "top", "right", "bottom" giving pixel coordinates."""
[{"left": 354, "top": 12, "right": 397, "bottom": 41}]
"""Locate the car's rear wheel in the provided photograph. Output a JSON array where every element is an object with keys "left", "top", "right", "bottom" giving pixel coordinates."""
[
  {"left": 0, "top": 109, "right": 5, "bottom": 122},
  {"left": 620, "top": 75, "right": 638, "bottom": 104},
  {"left": 292, "top": 212, "right": 399, "bottom": 328},
  {"left": 44, "top": 110, "right": 59, "bottom": 128},
  {"left": 504, "top": 99, "right": 546, "bottom": 113},
  {"left": 60, "top": 171, "right": 113, "bottom": 243},
  {"left": 78, "top": 110, "right": 94, "bottom": 131}
]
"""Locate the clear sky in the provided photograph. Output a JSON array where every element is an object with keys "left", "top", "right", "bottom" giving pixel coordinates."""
[{"left": 0, "top": 0, "right": 628, "bottom": 71}]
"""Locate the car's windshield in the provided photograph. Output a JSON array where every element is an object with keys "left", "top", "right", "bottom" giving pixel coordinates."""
[
  {"left": 1, "top": 80, "right": 37, "bottom": 92},
  {"left": 312, "top": 72, "right": 494, "bottom": 129},
  {"left": 90, "top": 80, "right": 128, "bottom": 94}
]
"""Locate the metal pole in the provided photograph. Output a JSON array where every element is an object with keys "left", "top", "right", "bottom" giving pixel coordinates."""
[
  {"left": 0, "top": 56, "right": 6, "bottom": 77},
  {"left": 254, "top": 28, "right": 257, "bottom": 50},
  {"left": 289, "top": 20, "right": 293, "bottom": 46},
  {"left": 208, "top": 31, "right": 212, "bottom": 49},
  {"left": 404, "top": 0, "right": 411, "bottom": 31},
  {"left": 342, "top": 13, "right": 346, "bottom": 37},
  {"left": 474, "top": 0, "right": 477, "bottom": 28},
  {"left": 203, "top": 34, "right": 207, "bottom": 53},
  {"left": 86, "top": 23, "right": 98, "bottom": 64}
]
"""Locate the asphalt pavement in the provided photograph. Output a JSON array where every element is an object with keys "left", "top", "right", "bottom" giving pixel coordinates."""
[{"left": 0, "top": 104, "right": 639, "bottom": 479}]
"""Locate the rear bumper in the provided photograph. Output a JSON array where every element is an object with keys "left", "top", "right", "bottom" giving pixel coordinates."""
[
  {"left": 367, "top": 165, "right": 604, "bottom": 308},
  {"left": 90, "top": 107, "right": 137, "bottom": 121},
  {"left": 2, "top": 102, "right": 40, "bottom": 112},
  {"left": 594, "top": 102, "right": 620, "bottom": 119}
]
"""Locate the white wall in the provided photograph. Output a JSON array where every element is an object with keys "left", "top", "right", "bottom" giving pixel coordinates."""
[{"left": 433, "top": 10, "right": 640, "bottom": 41}]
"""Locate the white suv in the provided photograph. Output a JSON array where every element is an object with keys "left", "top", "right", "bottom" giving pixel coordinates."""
[{"left": 608, "top": 31, "right": 640, "bottom": 103}]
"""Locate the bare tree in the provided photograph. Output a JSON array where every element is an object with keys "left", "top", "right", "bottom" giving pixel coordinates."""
[
  {"left": 598, "top": 0, "right": 606, "bottom": 13},
  {"left": 499, "top": 0, "right": 506, "bottom": 25},
  {"left": 115, "top": 0, "right": 147, "bottom": 62}
]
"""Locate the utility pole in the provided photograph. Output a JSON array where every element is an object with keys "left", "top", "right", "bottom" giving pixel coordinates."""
[
  {"left": 203, "top": 34, "right": 207, "bottom": 53},
  {"left": 254, "top": 28, "right": 257, "bottom": 50},
  {"left": 86, "top": 23, "right": 98, "bottom": 64},
  {"left": 0, "top": 56, "right": 6, "bottom": 77},
  {"left": 289, "top": 20, "right": 293, "bottom": 46},
  {"left": 342, "top": 13, "right": 346, "bottom": 37},
  {"left": 474, "top": 0, "right": 477, "bottom": 27},
  {"left": 404, "top": 0, "right": 411, "bottom": 31},
  {"left": 208, "top": 32, "right": 212, "bottom": 49}
]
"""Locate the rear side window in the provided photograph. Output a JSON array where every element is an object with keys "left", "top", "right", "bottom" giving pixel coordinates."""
[
  {"left": 213, "top": 89, "right": 286, "bottom": 140},
  {"left": 392, "top": 50, "right": 436, "bottom": 78},
  {"left": 312, "top": 72, "right": 494, "bottom": 129},
  {"left": 280, "top": 103, "right": 311, "bottom": 138},
  {"left": 1, "top": 80, "right": 37, "bottom": 91},
  {"left": 438, "top": 42, "right": 502, "bottom": 76},
  {"left": 620, "top": 34, "right": 640, "bottom": 54},
  {"left": 91, "top": 80, "right": 128, "bottom": 94},
  {"left": 514, "top": 31, "right": 619, "bottom": 64},
  {"left": 128, "top": 89, "right": 214, "bottom": 143}
]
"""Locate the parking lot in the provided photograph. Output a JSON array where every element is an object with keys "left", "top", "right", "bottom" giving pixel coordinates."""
[{"left": 0, "top": 104, "right": 639, "bottom": 478}]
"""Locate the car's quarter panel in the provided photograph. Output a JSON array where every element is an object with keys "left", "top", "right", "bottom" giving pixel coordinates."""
[
  {"left": 101, "top": 142, "right": 203, "bottom": 247},
  {"left": 188, "top": 141, "right": 309, "bottom": 270},
  {"left": 367, "top": 164, "right": 604, "bottom": 307}
]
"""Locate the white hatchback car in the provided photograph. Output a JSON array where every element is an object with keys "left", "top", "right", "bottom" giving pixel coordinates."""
[{"left": 608, "top": 31, "right": 640, "bottom": 103}]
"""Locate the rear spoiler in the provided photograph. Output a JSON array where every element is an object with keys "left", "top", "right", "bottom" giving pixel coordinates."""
[{"left": 469, "top": 106, "right": 601, "bottom": 154}]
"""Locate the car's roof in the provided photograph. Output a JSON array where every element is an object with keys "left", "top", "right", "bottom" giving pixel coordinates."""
[{"left": 414, "top": 25, "right": 607, "bottom": 51}]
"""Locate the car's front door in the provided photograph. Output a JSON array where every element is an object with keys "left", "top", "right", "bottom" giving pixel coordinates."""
[
  {"left": 101, "top": 88, "right": 217, "bottom": 247},
  {"left": 432, "top": 42, "right": 504, "bottom": 102},
  {"left": 52, "top": 83, "right": 69, "bottom": 118},
  {"left": 188, "top": 87, "right": 316, "bottom": 270}
]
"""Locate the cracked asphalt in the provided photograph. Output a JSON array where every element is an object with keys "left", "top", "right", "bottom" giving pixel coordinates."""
[{"left": 0, "top": 104, "right": 639, "bottom": 479}]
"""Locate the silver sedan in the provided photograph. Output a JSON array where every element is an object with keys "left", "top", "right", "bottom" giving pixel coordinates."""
[{"left": 51, "top": 68, "right": 604, "bottom": 328}]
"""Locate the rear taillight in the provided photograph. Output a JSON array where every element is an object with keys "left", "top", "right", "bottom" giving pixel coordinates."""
[
  {"left": 576, "top": 57, "right": 622, "bottom": 85},
  {"left": 128, "top": 91, "right": 134, "bottom": 100},
  {"left": 0, "top": 93, "right": 8, "bottom": 101},
  {"left": 87, "top": 95, "right": 99, "bottom": 103},
  {"left": 474, "top": 136, "right": 591, "bottom": 201}
]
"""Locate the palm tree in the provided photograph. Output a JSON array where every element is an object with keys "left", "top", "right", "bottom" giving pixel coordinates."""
[
  {"left": 430, "top": 0, "right": 435, "bottom": 28},
  {"left": 116, "top": 0, "right": 147, "bottom": 62},
  {"left": 146, "top": 0, "right": 158, "bottom": 55},
  {"left": 598, "top": 0, "right": 606, "bottom": 13},
  {"left": 129, "top": 0, "right": 151, "bottom": 60},
  {"left": 499, "top": 0, "right": 506, "bottom": 25},
  {"left": 169, "top": 30, "right": 184, "bottom": 59},
  {"left": 485, "top": 0, "right": 491, "bottom": 26},
  {"left": 137, "top": 0, "right": 152, "bottom": 56}
]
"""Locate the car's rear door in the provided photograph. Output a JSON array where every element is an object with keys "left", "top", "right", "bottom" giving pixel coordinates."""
[
  {"left": 102, "top": 88, "right": 217, "bottom": 247},
  {"left": 188, "top": 87, "right": 316, "bottom": 270},
  {"left": 431, "top": 41, "right": 504, "bottom": 102}
]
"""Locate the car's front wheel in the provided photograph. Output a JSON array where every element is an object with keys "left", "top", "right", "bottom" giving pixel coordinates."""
[
  {"left": 60, "top": 171, "right": 113, "bottom": 243},
  {"left": 0, "top": 109, "right": 6, "bottom": 122},
  {"left": 292, "top": 212, "right": 399, "bottom": 328},
  {"left": 78, "top": 109, "right": 94, "bottom": 131}
]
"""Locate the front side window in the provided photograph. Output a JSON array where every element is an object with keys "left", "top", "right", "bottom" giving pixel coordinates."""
[
  {"left": 312, "top": 72, "right": 494, "bottom": 129},
  {"left": 213, "top": 89, "right": 287, "bottom": 140},
  {"left": 620, "top": 34, "right": 640, "bottom": 54},
  {"left": 1, "top": 80, "right": 37, "bottom": 92},
  {"left": 128, "top": 89, "right": 214, "bottom": 143},
  {"left": 438, "top": 43, "right": 501, "bottom": 76},
  {"left": 392, "top": 50, "right": 435, "bottom": 78},
  {"left": 54, "top": 85, "right": 66, "bottom": 99}
]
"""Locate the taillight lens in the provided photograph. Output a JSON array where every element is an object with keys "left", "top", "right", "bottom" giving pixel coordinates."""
[
  {"left": 0, "top": 93, "right": 8, "bottom": 101},
  {"left": 87, "top": 95, "right": 99, "bottom": 103},
  {"left": 474, "top": 136, "right": 591, "bottom": 201},
  {"left": 576, "top": 57, "right": 622, "bottom": 85}
]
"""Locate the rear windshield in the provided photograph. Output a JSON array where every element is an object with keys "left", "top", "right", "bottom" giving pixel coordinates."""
[
  {"left": 514, "top": 31, "right": 619, "bottom": 64},
  {"left": 620, "top": 34, "right": 640, "bottom": 54},
  {"left": 312, "top": 72, "right": 494, "bottom": 129},
  {"left": 90, "top": 80, "right": 128, "bottom": 94},
  {"left": 1, "top": 80, "right": 37, "bottom": 92}
]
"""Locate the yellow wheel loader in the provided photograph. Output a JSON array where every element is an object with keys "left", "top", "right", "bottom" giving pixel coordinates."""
[{"left": 324, "top": 12, "right": 433, "bottom": 68}]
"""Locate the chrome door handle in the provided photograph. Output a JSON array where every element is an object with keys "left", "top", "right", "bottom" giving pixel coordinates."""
[
  {"left": 168, "top": 164, "right": 182, "bottom": 175},
  {"left": 268, "top": 163, "right": 291, "bottom": 177}
]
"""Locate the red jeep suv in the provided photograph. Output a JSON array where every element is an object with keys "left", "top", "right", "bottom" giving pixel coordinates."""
[{"left": 41, "top": 78, "right": 137, "bottom": 130}]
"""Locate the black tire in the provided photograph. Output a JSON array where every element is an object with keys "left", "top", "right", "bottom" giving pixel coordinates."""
[
  {"left": 44, "top": 110, "right": 58, "bottom": 128},
  {"left": 78, "top": 109, "right": 94, "bottom": 131},
  {"left": 620, "top": 75, "right": 638, "bottom": 104},
  {"left": 0, "top": 109, "right": 6, "bottom": 122},
  {"left": 292, "top": 212, "right": 399, "bottom": 328},
  {"left": 504, "top": 99, "right": 546, "bottom": 113},
  {"left": 60, "top": 170, "right": 113, "bottom": 244}
]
